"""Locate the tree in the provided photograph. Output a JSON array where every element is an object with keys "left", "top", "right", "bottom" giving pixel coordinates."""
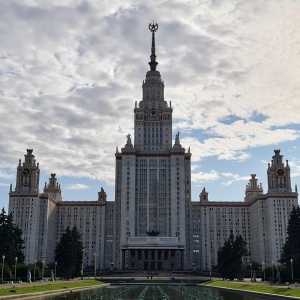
[
  {"left": 54, "top": 226, "right": 84, "bottom": 279},
  {"left": 218, "top": 231, "right": 249, "bottom": 280},
  {"left": 280, "top": 206, "right": 300, "bottom": 280},
  {"left": 0, "top": 208, "right": 25, "bottom": 268}
]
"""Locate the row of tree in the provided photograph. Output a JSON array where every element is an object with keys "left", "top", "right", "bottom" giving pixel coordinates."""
[
  {"left": 217, "top": 231, "right": 248, "bottom": 280},
  {"left": 0, "top": 208, "right": 84, "bottom": 280},
  {"left": 54, "top": 226, "right": 84, "bottom": 278}
]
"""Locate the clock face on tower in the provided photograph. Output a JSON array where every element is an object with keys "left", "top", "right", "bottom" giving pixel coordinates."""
[
  {"left": 149, "top": 108, "right": 157, "bottom": 118},
  {"left": 276, "top": 168, "right": 285, "bottom": 178},
  {"left": 22, "top": 167, "right": 31, "bottom": 176}
]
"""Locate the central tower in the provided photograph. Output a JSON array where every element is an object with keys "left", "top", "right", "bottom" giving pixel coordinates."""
[
  {"left": 134, "top": 22, "right": 173, "bottom": 151},
  {"left": 115, "top": 23, "right": 192, "bottom": 271}
]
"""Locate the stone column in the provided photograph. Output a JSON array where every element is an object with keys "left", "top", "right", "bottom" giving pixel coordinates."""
[
  {"left": 180, "top": 250, "right": 182, "bottom": 270},
  {"left": 129, "top": 250, "right": 132, "bottom": 269},
  {"left": 163, "top": 250, "right": 167, "bottom": 270},
  {"left": 125, "top": 250, "right": 128, "bottom": 270},
  {"left": 122, "top": 250, "right": 126, "bottom": 270},
  {"left": 168, "top": 250, "right": 172, "bottom": 270},
  {"left": 148, "top": 250, "right": 151, "bottom": 270},
  {"left": 176, "top": 250, "right": 180, "bottom": 270},
  {"left": 135, "top": 250, "right": 138, "bottom": 270}
]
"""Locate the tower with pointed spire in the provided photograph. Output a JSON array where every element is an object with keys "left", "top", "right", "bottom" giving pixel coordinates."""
[
  {"left": 267, "top": 149, "right": 292, "bottom": 193},
  {"left": 133, "top": 22, "right": 173, "bottom": 152},
  {"left": 9, "top": 150, "right": 62, "bottom": 264},
  {"left": 13, "top": 149, "right": 40, "bottom": 194},
  {"left": 43, "top": 174, "right": 62, "bottom": 202},
  {"left": 244, "top": 174, "right": 263, "bottom": 202},
  {"left": 115, "top": 23, "right": 192, "bottom": 270}
]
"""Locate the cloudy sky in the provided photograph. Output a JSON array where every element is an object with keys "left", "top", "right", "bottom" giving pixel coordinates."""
[{"left": 1, "top": 0, "right": 300, "bottom": 210}]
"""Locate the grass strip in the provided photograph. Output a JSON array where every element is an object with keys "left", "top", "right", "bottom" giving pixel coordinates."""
[
  {"left": 202, "top": 280, "right": 300, "bottom": 298},
  {"left": 0, "top": 279, "right": 104, "bottom": 297}
]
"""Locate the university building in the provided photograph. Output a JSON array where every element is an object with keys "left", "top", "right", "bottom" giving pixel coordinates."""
[{"left": 8, "top": 24, "right": 298, "bottom": 271}]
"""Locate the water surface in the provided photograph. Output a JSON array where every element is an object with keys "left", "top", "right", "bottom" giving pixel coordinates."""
[{"left": 30, "top": 284, "right": 291, "bottom": 300}]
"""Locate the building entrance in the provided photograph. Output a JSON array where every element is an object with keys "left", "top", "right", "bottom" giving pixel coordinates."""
[{"left": 122, "top": 249, "right": 184, "bottom": 270}]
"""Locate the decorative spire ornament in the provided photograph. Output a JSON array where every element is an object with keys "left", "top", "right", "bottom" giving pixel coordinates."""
[{"left": 148, "top": 21, "right": 158, "bottom": 70}]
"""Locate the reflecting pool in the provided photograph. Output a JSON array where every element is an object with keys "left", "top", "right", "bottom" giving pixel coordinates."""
[{"left": 30, "top": 284, "right": 289, "bottom": 300}]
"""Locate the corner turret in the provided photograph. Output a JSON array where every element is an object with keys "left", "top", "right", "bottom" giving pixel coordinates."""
[
  {"left": 43, "top": 173, "right": 62, "bottom": 202},
  {"left": 200, "top": 187, "right": 209, "bottom": 202},
  {"left": 267, "top": 150, "right": 292, "bottom": 193},
  {"left": 12, "top": 149, "right": 40, "bottom": 194},
  {"left": 98, "top": 187, "right": 107, "bottom": 203},
  {"left": 244, "top": 174, "right": 263, "bottom": 202}
]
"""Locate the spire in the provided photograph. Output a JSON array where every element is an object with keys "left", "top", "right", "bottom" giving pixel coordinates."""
[
  {"left": 172, "top": 132, "right": 184, "bottom": 151},
  {"left": 175, "top": 132, "right": 180, "bottom": 144},
  {"left": 148, "top": 22, "right": 158, "bottom": 71},
  {"left": 125, "top": 133, "right": 133, "bottom": 149},
  {"left": 98, "top": 187, "right": 107, "bottom": 203},
  {"left": 44, "top": 173, "right": 62, "bottom": 202}
]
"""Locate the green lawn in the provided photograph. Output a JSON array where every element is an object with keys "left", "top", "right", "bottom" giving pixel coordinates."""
[
  {"left": 203, "top": 280, "right": 300, "bottom": 298},
  {"left": 2, "top": 278, "right": 300, "bottom": 298},
  {"left": 0, "top": 279, "right": 105, "bottom": 297}
]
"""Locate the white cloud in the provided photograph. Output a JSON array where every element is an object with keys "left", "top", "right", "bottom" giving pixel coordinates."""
[
  {"left": 221, "top": 173, "right": 251, "bottom": 186},
  {"left": 1, "top": 0, "right": 300, "bottom": 206},
  {"left": 191, "top": 164, "right": 201, "bottom": 171},
  {"left": 193, "top": 171, "right": 251, "bottom": 186},
  {"left": 66, "top": 184, "right": 90, "bottom": 190},
  {"left": 289, "top": 161, "right": 300, "bottom": 179},
  {"left": 192, "top": 170, "right": 220, "bottom": 183},
  {"left": 0, "top": 171, "right": 15, "bottom": 180}
]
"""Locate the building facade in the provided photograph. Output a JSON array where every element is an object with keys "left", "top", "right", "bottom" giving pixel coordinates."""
[
  {"left": 191, "top": 150, "right": 298, "bottom": 270},
  {"left": 115, "top": 23, "right": 192, "bottom": 270},
  {"left": 8, "top": 25, "right": 298, "bottom": 271}
]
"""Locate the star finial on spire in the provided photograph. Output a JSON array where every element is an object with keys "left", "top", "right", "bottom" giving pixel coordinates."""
[{"left": 148, "top": 21, "right": 158, "bottom": 70}]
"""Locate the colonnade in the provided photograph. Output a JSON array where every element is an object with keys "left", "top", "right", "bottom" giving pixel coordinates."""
[{"left": 121, "top": 249, "right": 184, "bottom": 270}]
